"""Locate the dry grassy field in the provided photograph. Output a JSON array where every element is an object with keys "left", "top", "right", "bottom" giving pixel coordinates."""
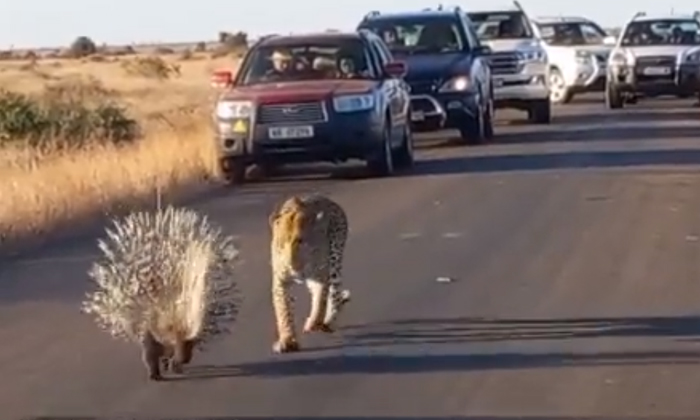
[{"left": 0, "top": 51, "right": 242, "bottom": 242}]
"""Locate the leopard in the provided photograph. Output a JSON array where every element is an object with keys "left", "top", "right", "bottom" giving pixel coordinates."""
[{"left": 268, "top": 194, "right": 351, "bottom": 353}]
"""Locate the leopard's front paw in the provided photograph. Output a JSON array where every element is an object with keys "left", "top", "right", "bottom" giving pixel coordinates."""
[{"left": 272, "top": 338, "right": 300, "bottom": 353}]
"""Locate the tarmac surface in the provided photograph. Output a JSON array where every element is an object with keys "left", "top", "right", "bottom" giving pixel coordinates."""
[{"left": 3, "top": 96, "right": 700, "bottom": 419}]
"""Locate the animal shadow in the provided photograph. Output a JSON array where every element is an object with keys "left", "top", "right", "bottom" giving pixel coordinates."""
[{"left": 173, "top": 316, "right": 700, "bottom": 380}]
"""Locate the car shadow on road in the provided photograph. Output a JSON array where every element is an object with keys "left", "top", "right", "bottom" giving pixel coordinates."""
[
  {"left": 405, "top": 148, "right": 700, "bottom": 177},
  {"left": 105, "top": 417, "right": 694, "bottom": 420},
  {"left": 495, "top": 123, "right": 699, "bottom": 145}
]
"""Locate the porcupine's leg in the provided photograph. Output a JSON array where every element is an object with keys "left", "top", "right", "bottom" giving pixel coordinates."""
[
  {"left": 141, "top": 331, "right": 165, "bottom": 381},
  {"left": 272, "top": 268, "right": 300, "bottom": 353},
  {"left": 169, "top": 339, "right": 196, "bottom": 374}
]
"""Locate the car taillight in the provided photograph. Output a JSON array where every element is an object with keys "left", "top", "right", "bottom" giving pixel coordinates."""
[{"left": 211, "top": 70, "right": 233, "bottom": 88}]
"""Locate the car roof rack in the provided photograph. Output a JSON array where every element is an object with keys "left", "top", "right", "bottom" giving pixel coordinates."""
[
  {"left": 512, "top": 1, "right": 524, "bottom": 12},
  {"left": 631, "top": 11, "right": 646, "bottom": 20},
  {"left": 694, "top": 11, "right": 700, "bottom": 20},
  {"left": 361, "top": 10, "right": 381, "bottom": 22}
]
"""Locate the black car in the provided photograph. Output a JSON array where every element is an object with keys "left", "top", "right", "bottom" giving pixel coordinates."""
[
  {"left": 606, "top": 14, "right": 700, "bottom": 108},
  {"left": 210, "top": 31, "right": 414, "bottom": 184},
  {"left": 357, "top": 6, "right": 495, "bottom": 145}
]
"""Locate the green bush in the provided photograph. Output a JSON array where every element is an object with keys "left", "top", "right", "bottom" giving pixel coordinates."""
[{"left": 0, "top": 79, "right": 138, "bottom": 148}]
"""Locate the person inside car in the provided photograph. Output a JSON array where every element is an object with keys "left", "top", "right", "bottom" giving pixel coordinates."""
[
  {"left": 416, "top": 22, "right": 458, "bottom": 51},
  {"left": 498, "top": 18, "right": 526, "bottom": 38},
  {"left": 263, "top": 49, "right": 294, "bottom": 81}
]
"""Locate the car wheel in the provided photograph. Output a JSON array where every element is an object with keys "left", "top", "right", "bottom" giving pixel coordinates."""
[
  {"left": 392, "top": 122, "right": 414, "bottom": 169},
  {"left": 458, "top": 102, "right": 485, "bottom": 146},
  {"left": 527, "top": 99, "right": 551, "bottom": 124},
  {"left": 483, "top": 96, "right": 494, "bottom": 140},
  {"left": 549, "top": 68, "right": 573, "bottom": 104},
  {"left": 366, "top": 124, "right": 394, "bottom": 177},
  {"left": 219, "top": 157, "right": 246, "bottom": 186},
  {"left": 605, "top": 81, "right": 623, "bottom": 109}
]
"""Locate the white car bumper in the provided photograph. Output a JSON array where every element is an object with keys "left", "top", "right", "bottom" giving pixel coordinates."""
[{"left": 492, "top": 62, "right": 550, "bottom": 102}]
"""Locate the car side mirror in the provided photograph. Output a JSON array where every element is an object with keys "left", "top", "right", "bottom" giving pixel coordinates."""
[
  {"left": 475, "top": 45, "right": 492, "bottom": 55},
  {"left": 383, "top": 61, "right": 407, "bottom": 78},
  {"left": 603, "top": 36, "right": 616, "bottom": 45}
]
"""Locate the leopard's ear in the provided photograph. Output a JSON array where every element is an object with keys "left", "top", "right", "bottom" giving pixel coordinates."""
[
  {"left": 268, "top": 203, "right": 283, "bottom": 227},
  {"left": 270, "top": 196, "right": 304, "bottom": 227}
]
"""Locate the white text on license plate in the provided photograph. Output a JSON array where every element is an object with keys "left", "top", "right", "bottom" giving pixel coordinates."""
[
  {"left": 411, "top": 111, "right": 425, "bottom": 121},
  {"left": 268, "top": 126, "right": 314, "bottom": 139},
  {"left": 643, "top": 66, "right": 671, "bottom": 76}
]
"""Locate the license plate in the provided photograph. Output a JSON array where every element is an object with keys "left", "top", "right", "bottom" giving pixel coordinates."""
[
  {"left": 643, "top": 66, "right": 671, "bottom": 76},
  {"left": 411, "top": 111, "right": 425, "bottom": 121},
  {"left": 268, "top": 126, "right": 314, "bottom": 139}
]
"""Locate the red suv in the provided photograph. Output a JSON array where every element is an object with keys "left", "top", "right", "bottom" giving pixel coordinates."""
[{"left": 211, "top": 31, "right": 415, "bottom": 184}]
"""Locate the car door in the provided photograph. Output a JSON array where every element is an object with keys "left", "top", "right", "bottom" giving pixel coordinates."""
[{"left": 371, "top": 37, "right": 408, "bottom": 132}]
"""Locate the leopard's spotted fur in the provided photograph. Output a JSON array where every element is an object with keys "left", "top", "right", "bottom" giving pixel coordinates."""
[{"left": 268, "top": 194, "right": 351, "bottom": 353}]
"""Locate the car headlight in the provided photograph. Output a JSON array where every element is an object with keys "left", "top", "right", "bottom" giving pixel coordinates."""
[
  {"left": 333, "top": 94, "right": 375, "bottom": 113},
  {"left": 438, "top": 76, "right": 470, "bottom": 92},
  {"left": 216, "top": 101, "right": 253, "bottom": 119},
  {"left": 609, "top": 52, "right": 628, "bottom": 66},
  {"left": 575, "top": 50, "right": 592, "bottom": 64},
  {"left": 519, "top": 50, "right": 546, "bottom": 62},
  {"left": 685, "top": 51, "right": 700, "bottom": 62}
]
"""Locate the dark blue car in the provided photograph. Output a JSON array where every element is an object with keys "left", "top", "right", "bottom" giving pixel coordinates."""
[{"left": 358, "top": 6, "right": 495, "bottom": 145}]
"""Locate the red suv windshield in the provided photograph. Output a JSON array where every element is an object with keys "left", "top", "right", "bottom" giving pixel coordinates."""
[{"left": 239, "top": 39, "right": 373, "bottom": 85}]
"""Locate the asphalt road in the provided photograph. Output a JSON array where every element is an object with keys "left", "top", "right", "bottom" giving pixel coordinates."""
[{"left": 3, "top": 96, "right": 700, "bottom": 419}]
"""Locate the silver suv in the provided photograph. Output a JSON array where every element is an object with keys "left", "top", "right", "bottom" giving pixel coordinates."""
[
  {"left": 533, "top": 16, "right": 616, "bottom": 104},
  {"left": 606, "top": 12, "right": 700, "bottom": 108},
  {"left": 467, "top": 1, "right": 551, "bottom": 124}
]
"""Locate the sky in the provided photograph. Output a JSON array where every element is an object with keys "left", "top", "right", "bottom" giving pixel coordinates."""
[{"left": 0, "top": 0, "right": 698, "bottom": 49}]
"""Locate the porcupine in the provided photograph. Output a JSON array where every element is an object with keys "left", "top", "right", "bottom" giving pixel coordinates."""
[{"left": 81, "top": 206, "right": 240, "bottom": 381}]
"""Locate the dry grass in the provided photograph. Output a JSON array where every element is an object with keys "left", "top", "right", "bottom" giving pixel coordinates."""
[{"left": 0, "top": 52, "right": 241, "bottom": 242}]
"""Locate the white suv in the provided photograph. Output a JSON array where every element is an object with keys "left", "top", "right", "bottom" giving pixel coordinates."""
[
  {"left": 532, "top": 16, "right": 617, "bottom": 104},
  {"left": 467, "top": 1, "right": 551, "bottom": 124},
  {"left": 606, "top": 12, "right": 700, "bottom": 108}
]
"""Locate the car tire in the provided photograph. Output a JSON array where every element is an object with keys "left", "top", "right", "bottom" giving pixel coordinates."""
[
  {"left": 458, "top": 102, "right": 485, "bottom": 145},
  {"left": 366, "top": 124, "right": 394, "bottom": 177},
  {"left": 549, "top": 68, "right": 573, "bottom": 104},
  {"left": 392, "top": 122, "right": 414, "bottom": 169},
  {"left": 483, "top": 96, "right": 495, "bottom": 140},
  {"left": 605, "top": 81, "right": 623, "bottom": 109},
  {"left": 527, "top": 99, "right": 551, "bottom": 124},
  {"left": 219, "top": 157, "right": 246, "bottom": 186}
]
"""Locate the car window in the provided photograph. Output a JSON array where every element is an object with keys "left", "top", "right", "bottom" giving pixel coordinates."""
[
  {"left": 580, "top": 22, "right": 606, "bottom": 44},
  {"left": 467, "top": 11, "right": 534, "bottom": 40},
  {"left": 621, "top": 19, "right": 700, "bottom": 46},
  {"left": 362, "top": 38, "right": 383, "bottom": 75},
  {"left": 538, "top": 21, "right": 606, "bottom": 45},
  {"left": 373, "top": 38, "right": 394, "bottom": 64},
  {"left": 239, "top": 39, "right": 373, "bottom": 85},
  {"left": 461, "top": 15, "right": 480, "bottom": 47},
  {"left": 359, "top": 17, "right": 466, "bottom": 55}
]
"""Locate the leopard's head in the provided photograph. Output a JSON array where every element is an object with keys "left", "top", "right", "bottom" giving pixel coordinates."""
[{"left": 269, "top": 197, "right": 324, "bottom": 272}]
